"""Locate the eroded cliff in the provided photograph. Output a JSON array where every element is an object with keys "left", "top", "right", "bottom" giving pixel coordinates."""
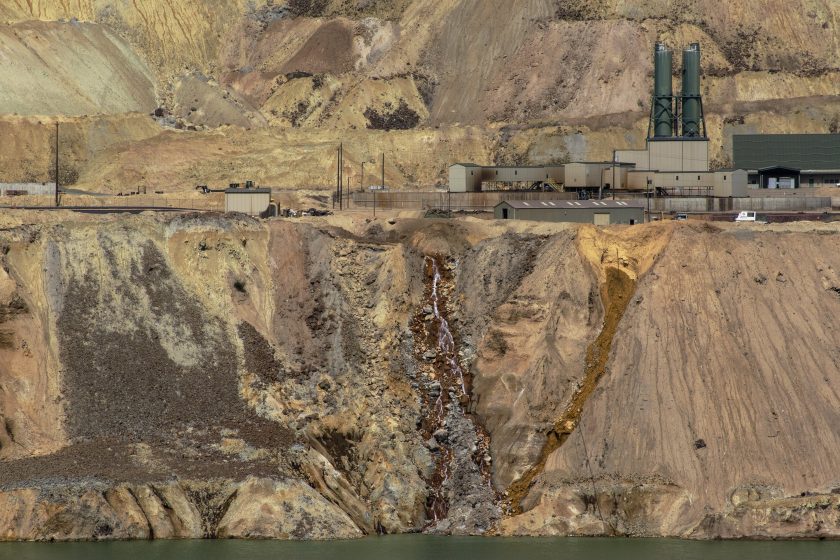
[{"left": 2, "top": 212, "right": 840, "bottom": 540}]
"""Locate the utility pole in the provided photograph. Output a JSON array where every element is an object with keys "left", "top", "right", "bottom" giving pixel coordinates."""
[
  {"left": 338, "top": 143, "right": 343, "bottom": 211},
  {"left": 54, "top": 122, "right": 59, "bottom": 207},
  {"left": 335, "top": 144, "right": 340, "bottom": 209},
  {"left": 361, "top": 162, "right": 365, "bottom": 192}
]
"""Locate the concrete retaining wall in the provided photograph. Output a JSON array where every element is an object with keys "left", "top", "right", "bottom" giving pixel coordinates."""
[
  {"left": 648, "top": 197, "right": 834, "bottom": 213},
  {"left": 734, "top": 197, "right": 832, "bottom": 211}
]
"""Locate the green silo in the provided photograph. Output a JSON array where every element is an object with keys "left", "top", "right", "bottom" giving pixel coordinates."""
[
  {"left": 652, "top": 43, "right": 673, "bottom": 138},
  {"left": 681, "top": 43, "right": 702, "bottom": 137}
]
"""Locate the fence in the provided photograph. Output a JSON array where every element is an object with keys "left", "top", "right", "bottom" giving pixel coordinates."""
[
  {"left": 0, "top": 193, "right": 223, "bottom": 211},
  {"left": 644, "top": 197, "right": 834, "bottom": 213},
  {"left": 350, "top": 190, "right": 578, "bottom": 211},
  {"left": 0, "top": 183, "right": 56, "bottom": 196}
]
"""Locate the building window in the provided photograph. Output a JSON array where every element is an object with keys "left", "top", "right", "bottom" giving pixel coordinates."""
[
  {"left": 515, "top": 170, "right": 518, "bottom": 176},
  {"left": 724, "top": 175, "right": 727, "bottom": 180},
  {"left": 697, "top": 175, "right": 700, "bottom": 180},
  {"left": 471, "top": 171, "right": 474, "bottom": 176},
  {"left": 676, "top": 175, "right": 680, "bottom": 180}
]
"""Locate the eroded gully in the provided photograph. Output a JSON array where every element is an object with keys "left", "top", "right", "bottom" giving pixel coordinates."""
[{"left": 411, "top": 256, "right": 498, "bottom": 534}]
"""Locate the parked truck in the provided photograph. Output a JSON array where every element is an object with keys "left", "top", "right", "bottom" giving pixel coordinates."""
[{"left": 735, "top": 211, "right": 767, "bottom": 224}]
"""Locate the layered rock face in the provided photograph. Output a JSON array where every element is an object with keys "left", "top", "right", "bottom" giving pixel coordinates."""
[
  {"left": 0, "top": 213, "right": 431, "bottom": 540},
  {"left": 3, "top": 213, "right": 840, "bottom": 540}
]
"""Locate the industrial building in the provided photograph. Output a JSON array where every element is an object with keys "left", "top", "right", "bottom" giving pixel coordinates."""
[
  {"left": 225, "top": 186, "right": 271, "bottom": 216},
  {"left": 449, "top": 164, "right": 565, "bottom": 192},
  {"left": 494, "top": 199, "right": 644, "bottom": 225},
  {"left": 733, "top": 134, "right": 840, "bottom": 188},
  {"left": 451, "top": 42, "right": 747, "bottom": 199}
]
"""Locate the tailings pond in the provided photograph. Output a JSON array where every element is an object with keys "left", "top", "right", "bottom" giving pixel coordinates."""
[{"left": 1, "top": 536, "right": 839, "bottom": 560}]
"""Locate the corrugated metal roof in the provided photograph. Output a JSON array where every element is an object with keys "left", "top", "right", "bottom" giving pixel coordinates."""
[
  {"left": 225, "top": 188, "right": 271, "bottom": 194},
  {"left": 734, "top": 134, "right": 840, "bottom": 170},
  {"left": 497, "top": 200, "right": 645, "bottom": 209},
  {"left": 567, "top": 161, "right": 636, "bottom": 166}
]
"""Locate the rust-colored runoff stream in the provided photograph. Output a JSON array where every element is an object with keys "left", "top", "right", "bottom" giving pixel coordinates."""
[
  {"left": 412, "top": 256, "right": 493, "bottom": 525},
  {"left": 505, "top": 266, "right": 636, "bottom": 515}
]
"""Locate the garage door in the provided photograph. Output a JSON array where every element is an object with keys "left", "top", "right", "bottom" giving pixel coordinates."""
[{"left": 594, "top": 213, "right": 611, "bottom": 226}]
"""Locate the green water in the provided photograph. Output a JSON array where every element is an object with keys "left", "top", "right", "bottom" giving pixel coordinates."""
[{"left": 0, "top": 536, "right": 838, "bottom": 560}]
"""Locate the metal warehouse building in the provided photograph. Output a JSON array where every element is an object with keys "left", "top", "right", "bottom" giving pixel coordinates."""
[
  {"left": 494, "top": 200, "right": 644, "bottom": 225},
  {"left": 733, "top": 134, "right": 840, "bottom": 188}
]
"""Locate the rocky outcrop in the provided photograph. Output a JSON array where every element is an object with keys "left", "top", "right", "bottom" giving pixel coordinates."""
[
  {"left": 0, "top": 483, "right": 201, "bottom": 541},
  {"left": 217, "top": 477, "right": 362, "bottom": 539},
  {"left": 0, "top": 213, "right": 433, "bottom": 540},
  {"left": 3, "top": 213, "right": 840, "bottom": 540},
  {"left": 0, "top": 477, "right": 359, "bottom": 541},
  {"left": 691, "top": 493, "right": 840, "bottom": 540}
]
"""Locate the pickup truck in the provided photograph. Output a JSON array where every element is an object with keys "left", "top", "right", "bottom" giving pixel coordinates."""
[{"left": 735, "top": 211, "right": 767, "bottom": 223}]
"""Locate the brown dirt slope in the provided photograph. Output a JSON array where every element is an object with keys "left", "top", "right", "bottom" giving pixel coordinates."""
[
  {"left": 462, "top": 230, "right": 602, "bottom": 490},
  {"left": 0, "top": 21, "right": 155, "bottom": 116},
  {"left": 500, "top": 222, "right": 840, "bottom": 537}
]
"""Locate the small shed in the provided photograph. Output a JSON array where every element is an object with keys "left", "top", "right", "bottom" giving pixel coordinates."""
[
  {"left": 494, "top": 199, "right": 644, "bottom": 225},
  {"left": 225, "top": 187, "right": 271, "bottom": 216}
]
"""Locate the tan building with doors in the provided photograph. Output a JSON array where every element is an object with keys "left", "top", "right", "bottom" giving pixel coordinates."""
[
  {"left": 623, "top": 169, "right": 746, "bottom": 197},
  {"left": 225, "top": 187, "right": 271, "bottom": 216},
  {"left": 564, "top": 162, "right": 632, "bottom": 188},
  {"left": 713, "top": 169, "right": 748, "bottom": 197}
]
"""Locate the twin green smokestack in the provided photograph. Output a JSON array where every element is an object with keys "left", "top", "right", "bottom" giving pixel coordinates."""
[{"left": 651, "top": 42, "right": 705, "bottom": 139}]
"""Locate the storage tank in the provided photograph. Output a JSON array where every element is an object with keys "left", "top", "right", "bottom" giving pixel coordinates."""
[
  {"left": 653, "top": 43, "right": 674, "bottom": 138},
  {"left": 681, "top": 43, "right": 702, "bottom": 137}
]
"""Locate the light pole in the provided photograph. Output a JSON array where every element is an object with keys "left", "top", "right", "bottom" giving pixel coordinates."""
[{"left": 54, "top": 122, "right": 59, "bottom": 207}]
